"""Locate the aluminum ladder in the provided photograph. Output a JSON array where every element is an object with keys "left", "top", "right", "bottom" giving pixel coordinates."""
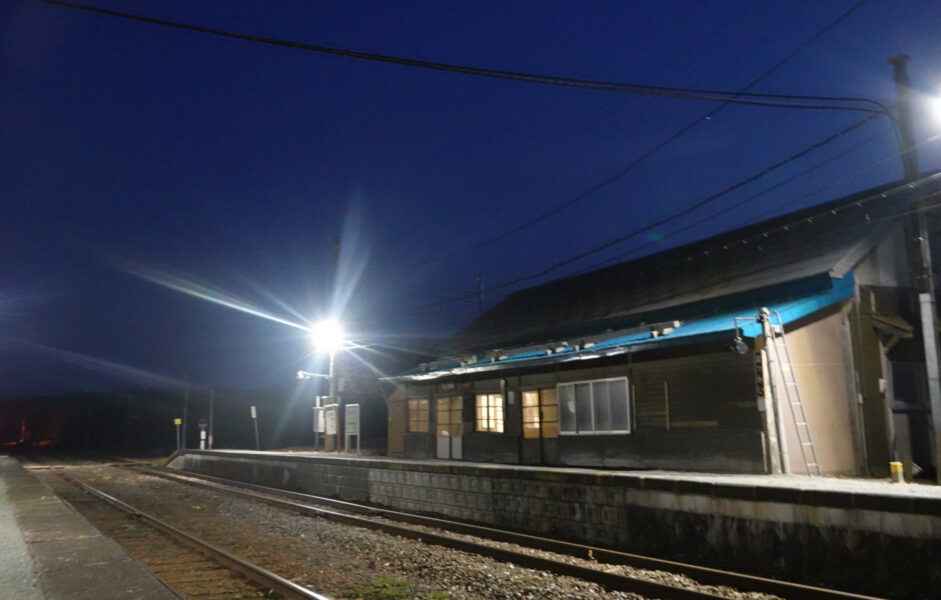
[{"left": 769, "top": 311, "right": 822, "bottom": 476}]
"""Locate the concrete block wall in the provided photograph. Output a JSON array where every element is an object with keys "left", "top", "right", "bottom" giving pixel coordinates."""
[
  {"left": 369, "top": 468, "right": 494, "bottom": 523},
  {"left": 172, "top": 451, "right": 941, "bottom": 599}
]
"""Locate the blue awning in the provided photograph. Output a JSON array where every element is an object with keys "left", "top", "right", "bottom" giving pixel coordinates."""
[{"left": 394, "top": 273, "right": 855, "bottom": 380}]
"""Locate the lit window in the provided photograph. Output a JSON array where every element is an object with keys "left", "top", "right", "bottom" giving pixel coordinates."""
[
  {"left": 408, "top": 398, "right": 429, "bottom": 432},
  {"left": 523, "top": 389, "right": 559, "bottom": 439},
  {"left": 436, "top": 396, "right": 462, "bottom": 437},
  {"left": 475, "top": 393, "right": 504, "bottom": 432},
  {"left": 559, "top": 378, "right": 630, "bottom": 434},
  {"left": 522, "top": 391, "right": 540, "bottom": 439}
]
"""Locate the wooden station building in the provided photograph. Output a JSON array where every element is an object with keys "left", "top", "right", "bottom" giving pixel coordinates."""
[{"left": 386, "top": 176, "right": 941, "bottom": 477}]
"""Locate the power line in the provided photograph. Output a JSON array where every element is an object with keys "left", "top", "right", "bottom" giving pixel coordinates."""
[
  {"left": 738, "top": 130, "right": 941, "bottom": 227},
  {"left": 35, "top": 0, "right": 884, "bottom": 117},
  {"left": 409, "top": 172, "right": 941, "bottom": 327},
  {"left": 413, "top": 113, "right": 880, "bottom": 311},
  {"left": 402, "top": 0, "right": 874, "bottom": 270},
  {"left": 35, "top": 0, "right": 885, "bottom": 273},
  {"left": 576, "top": 123, "right": 892, "bottom": 275}
]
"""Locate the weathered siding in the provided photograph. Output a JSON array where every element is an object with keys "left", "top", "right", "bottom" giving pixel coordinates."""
[
  {"left": 386, "top": 388, "right": 405, "bottom": 457},
  {"left": 555, "top": 429, "right": 765, "bottom": 472},
  {"left": 392, "top": 347, "right": 767, "bottom": 473},
  {"left": 631, "top": 352, "right": 757, "bottom": 431},
  {"left": 783, "top": 302, "right": 858, "bottom": 475}
]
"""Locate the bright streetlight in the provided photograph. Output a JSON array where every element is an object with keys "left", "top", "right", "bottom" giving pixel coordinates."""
[
  {"left": 928, "top": 94, "right": 941, "bottom": 126},
  {"left": 310, "top": 318, "right": 344, "bottom": 353},
  {"left": 303, "top": 318, "right": 346, "bottom": 451}
]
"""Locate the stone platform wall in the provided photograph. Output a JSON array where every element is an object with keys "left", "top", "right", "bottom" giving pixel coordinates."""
[{"left": 170, "top": 451, "right": 941, "bottom": 599}]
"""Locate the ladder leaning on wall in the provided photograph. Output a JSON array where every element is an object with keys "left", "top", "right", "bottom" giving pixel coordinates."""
[{"left": 767, "top": 310, "right": 822, "bottom": 476}]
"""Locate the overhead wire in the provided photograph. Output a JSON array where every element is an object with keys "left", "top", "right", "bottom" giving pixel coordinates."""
[
  {"left": 738, "top": 130, "right": 941, "bottom": 227},
  {"left": 402, "top": 0, "right": 874, "bottom": 270},
  {"left": 35, "top": 0, "right": 885, "bottom": 266},
  {"left": 36, "top": 0, "right": 899, "bottom": 326},
  {"left": 411, "top": 113, "right": 882, "bottom": 311},
  {"left": 404, "top": 131, "right": 941, "bottom": 321},
  {"left": 409, "top": 171, "right": 941, "bottom": 332},
  {"left": 34, "top": 0, "right": 884, "bottom": 118},
  {"left": 575, "top": 123, "right": 893, "bottom": 275}
]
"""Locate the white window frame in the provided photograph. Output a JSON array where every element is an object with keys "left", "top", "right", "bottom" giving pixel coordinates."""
[{"left": 557, "top": 376, "right": 631, "bottom": 435}]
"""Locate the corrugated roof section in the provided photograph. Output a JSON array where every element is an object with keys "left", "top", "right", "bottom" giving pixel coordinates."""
[
  {"left": 445, "top": 176, "right": 940, "bottom": 354},
  {"left": 395, "top": 274, "right": 855, "bottom": 381}
]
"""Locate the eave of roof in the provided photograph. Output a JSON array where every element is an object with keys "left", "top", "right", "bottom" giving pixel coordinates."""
[
  {"left": 444, "top": 174, "right": 941, "bottom": 355},
  {"left": 389, "top": 272, "right": 855, "bottom": 382}
]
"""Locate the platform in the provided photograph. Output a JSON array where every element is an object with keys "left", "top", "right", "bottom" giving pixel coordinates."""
[
  {"left": 171, "top": 449, "right": 941, "bottom": 599},
  {"left": 0, "top": 455, "right": 181, "bottom": 600}
]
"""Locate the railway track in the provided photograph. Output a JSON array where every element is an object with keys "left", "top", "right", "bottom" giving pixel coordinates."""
[
  {"left": 44, "top": 468, "right": 330, "bottom": 600},
  {"left": 132, "top": 465, "right": 884, "bottom": 600}
]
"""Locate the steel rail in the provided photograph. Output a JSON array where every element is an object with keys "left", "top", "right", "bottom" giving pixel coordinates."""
[
  {"left": 133, "top": 468, "right": 721, "bottom": 600},
  {"left": 58, "top": 471, "right": 331, "bottom": 600},
  {"left": 138, "top": 467, "right": 884, "bottom": 600}
]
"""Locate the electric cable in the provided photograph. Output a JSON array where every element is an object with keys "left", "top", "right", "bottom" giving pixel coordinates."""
[
  {"left": 34, "top": 0, "right": 888, "bottom": 282},
  {"left": 412, "top": 113, "right": 880, "bottom": 311},
  {"left": 739, "top": 129, "right": 941, "bottom": 227},
  {"left": 576, "top": 123, "right": 892, "bottom": 275},
  {"left": 409, "top": 174, "right": 941, "bottom": 336},
  {"left": 34, "top": 0, "right": 883, "bottom": 116},
  {"left": 403, "top": 0, "right": 873, "bottom": 270}
]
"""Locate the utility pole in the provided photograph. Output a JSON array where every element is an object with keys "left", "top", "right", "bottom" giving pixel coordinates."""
[
  {"left": 182, "top": 376, "right": 189, "bottom": 450},
  {"left": 888, "top": 55, "right": 941, "bottom": 483},
  {"left": 208, "top": 388, "right": 214, "bottom": 450},
  {"left": 477, "top": 274, "right": 485, "bottom": 316},
  {"left": 330, "top": 235, "right": 344, "bottom": 452}
]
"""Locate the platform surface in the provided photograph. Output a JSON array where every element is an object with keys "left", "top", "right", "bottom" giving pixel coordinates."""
[
  {"left": 206, "top": 448, "right": 941, "bottom": 500},
  {"left": 0, "top": 455, "right": 181, "bottom": 600}
]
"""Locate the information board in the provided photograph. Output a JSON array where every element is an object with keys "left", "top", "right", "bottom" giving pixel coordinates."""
[
  {"left": 325, "top": 406, "right": 337, "bottom": 435},
  {"left": 345, "top": 403, "right": 360, "bottom": 435}
]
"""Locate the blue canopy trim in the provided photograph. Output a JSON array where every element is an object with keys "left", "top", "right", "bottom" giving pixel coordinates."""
[{"left": 394, "top": 272, "right": 855, "bottom": 380}]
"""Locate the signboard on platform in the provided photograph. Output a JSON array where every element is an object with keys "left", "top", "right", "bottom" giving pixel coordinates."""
[
  {"left": 325, "top": 406, "right": 337, "bottom": 435},
  {"left": 345, "top": 404, "right": 360, "bottom": 435}
]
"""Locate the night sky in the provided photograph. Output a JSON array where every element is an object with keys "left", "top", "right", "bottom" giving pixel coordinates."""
[{"left": 3, "top": 0, "right": 941, "bottom": 397}]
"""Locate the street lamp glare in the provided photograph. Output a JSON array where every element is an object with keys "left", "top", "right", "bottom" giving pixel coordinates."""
[
  {"left": 929, "top": 94, "right": 941, "bottom": 126},
  {"left": 311, "top": 319, "right": 344, "bottom": 353}
]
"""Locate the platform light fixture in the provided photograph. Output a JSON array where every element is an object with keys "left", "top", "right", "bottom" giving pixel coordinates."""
[
  {"left": 310, "top": 318, "right": 344, "bottom": 354},
  {"left": 303, "top": 318, "right": 346, "bottom": 452}
]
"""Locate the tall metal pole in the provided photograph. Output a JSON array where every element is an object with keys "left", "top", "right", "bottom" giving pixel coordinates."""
[
  {"left": 888, "top": 55, "right": 941, "bottom": 483},
  {"left": 329, "top": 349, "right": 341, "bottom": 452},
  {"left": 208, "top": 388, "right": 214, "bottom": 450},
  {"left": 182, "top": 376, "right": 189, "bottom": 450}
]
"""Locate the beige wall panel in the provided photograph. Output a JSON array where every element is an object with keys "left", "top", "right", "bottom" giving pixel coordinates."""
[
  {"left": 387, "top": 387, "right": 406, "bottom": 457},
  {"left": 785, "top": 310, "right": 857, "bottom": 475}
]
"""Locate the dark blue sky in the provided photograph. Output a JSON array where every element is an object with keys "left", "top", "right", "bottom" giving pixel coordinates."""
[{"left": 3, "top": 0, "right": 941, "bottom": 396}]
